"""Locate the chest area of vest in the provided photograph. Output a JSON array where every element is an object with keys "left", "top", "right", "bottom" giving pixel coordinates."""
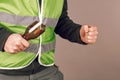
[{"left": 0, "top": 0, "right": 64, "bottom": 18}]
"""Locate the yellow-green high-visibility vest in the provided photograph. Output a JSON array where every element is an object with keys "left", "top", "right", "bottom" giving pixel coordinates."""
[{"left": 0, "top": 0, "right": 64, "bottom": 69}]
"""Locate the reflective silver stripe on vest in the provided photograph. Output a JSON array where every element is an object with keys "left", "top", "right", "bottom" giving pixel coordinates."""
[
  {"left": 24, "top": 42, "right": 55, "bottom": 53},
  {"left": 42, "top": 18, "right": 58, "bottom": 27},
  {"left": 0, "top": 12, "right": 58, "bottom": 27}
]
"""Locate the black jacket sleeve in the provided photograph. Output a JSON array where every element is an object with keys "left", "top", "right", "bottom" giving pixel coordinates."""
[
  {"left": 55, "top": 0, "right": 86, "bottom": 44},
  {"left": 0, "top": 27, "right": 12, "bottom": 51}
]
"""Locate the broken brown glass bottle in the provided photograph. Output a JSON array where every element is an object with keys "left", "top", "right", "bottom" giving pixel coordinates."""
[{"left": 22, "top": 21, "right": 45, "bottom": 40}]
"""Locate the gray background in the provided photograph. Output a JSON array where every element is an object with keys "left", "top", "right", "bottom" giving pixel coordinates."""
[{"left": 55, "top": 0, "right": 120, "bottom": 80}]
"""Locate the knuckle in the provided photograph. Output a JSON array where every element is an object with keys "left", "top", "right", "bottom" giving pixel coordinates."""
[
  {"left": 89, "top": 28, "right": 94, "bottom": 31},
  {"left": 87, "top": 36, "right": 92, "bottom": 39},
  {"left": 22, "top": 47, "right": 26, "bottom": 51},
  {"left": 15, "top": 42, "right": 21, "bottom": 46},
  {"left": 15, "top": 34, "right": 22, "bottom": 40},
  {"left": 16, "top": 37, "right": 22, "bottom": 41},
  {"left": 21, "top": 39, "right": 29, "bottom": 48},
  {"left": 20, "top": 46, "right": 26, "bottom": 51},
  {"left": 25, "top": 42, "right": 30, "bottom": 47},
  {"left": 13, "top": 47, "right": 18, "bottom": 50},
  {"left": 88, "top": 32, "right": 92, "bottom": 35}
]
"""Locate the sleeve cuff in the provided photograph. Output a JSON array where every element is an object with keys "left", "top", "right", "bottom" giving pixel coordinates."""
[{"left": 0, "top": 29, "right": 13, "bottom": 51}]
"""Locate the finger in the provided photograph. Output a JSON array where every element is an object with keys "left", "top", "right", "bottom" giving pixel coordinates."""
[
  {"left": 87, "top": 39, "right": 96, "bottom": 44},
  {"left": 83, "top": 25, "right": 89, "bottom": 33},
  {"left": 88, "top": 27, "right": 97, "bottom": 32},
  {"left": 15, "top": 42, "right": 26, "bottom": 51},
  {"left": 11, "top": 34, "right": 25, "bottom": 51},
  {"left": 12, "top": 46, "right": 21, "bottom": 53},
  {"left": 21, "top": 38, "right": 29, "bottom": 48},
  {"left": 6, "top": 50, "right": 15, "bottom": 54},
  {"left": 6, "top": 48, "right": 18, "bottom": 54},
  {"left": 87, "top": 31, "right": 98, "bottom": 36},
  {"left": 19, "top": 44, "right": 26, "bottom": 51},
  {"left": 86, "top": 36, "right": 97, "bottom": 40},
  {"left": 4, "top": 44, "right": 18, "bottom": 54}
]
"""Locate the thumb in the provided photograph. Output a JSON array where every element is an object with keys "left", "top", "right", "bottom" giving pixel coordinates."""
[{"left": 83, "top": 25, "right": 89, "bottom": 33}]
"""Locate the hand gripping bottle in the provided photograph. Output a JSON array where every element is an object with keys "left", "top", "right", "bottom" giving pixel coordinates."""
[{"left": 22, "top": 21, "right": 45, "bottom": 40}]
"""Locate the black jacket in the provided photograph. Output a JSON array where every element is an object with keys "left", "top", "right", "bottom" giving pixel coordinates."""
[{"left": 0, "top": 0, "right": 86, "bottom": 75}]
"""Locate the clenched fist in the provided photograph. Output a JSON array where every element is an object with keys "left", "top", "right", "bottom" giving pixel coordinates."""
[
  {"left": 80, "top": 25, "right": 98, "bottom": 44},
  {"left": 4, "top": 34, "right": 29, "bottom": 54}
]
